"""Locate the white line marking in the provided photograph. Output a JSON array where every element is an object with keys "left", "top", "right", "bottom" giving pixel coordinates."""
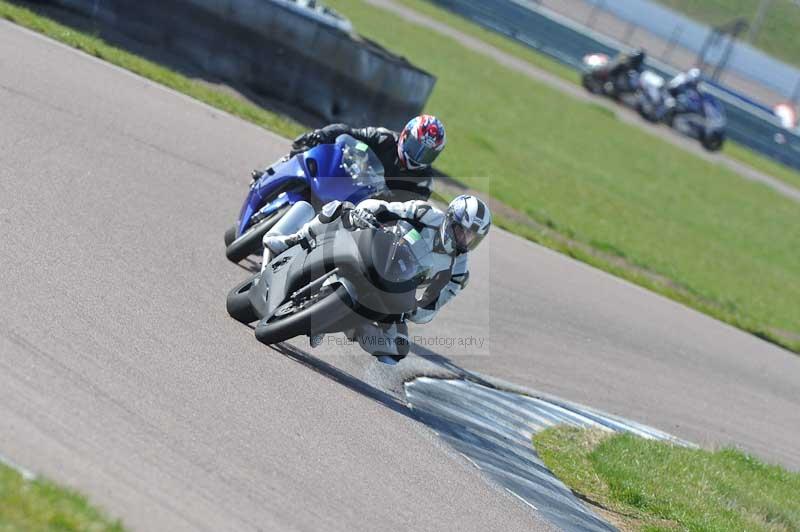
[{"left": 506, "top": 488, "right": 538, "bottom": 511}]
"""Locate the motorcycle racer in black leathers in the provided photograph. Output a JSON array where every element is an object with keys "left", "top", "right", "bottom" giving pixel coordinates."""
[{"left": 290, "top": 114, "right": 447, "bottom": 202}]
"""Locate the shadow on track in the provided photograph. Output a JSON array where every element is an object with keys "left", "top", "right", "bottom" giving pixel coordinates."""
[
  {"left": 267, "top": 341, "right": 413, "bottom": 419},
  {"left": 230, "top": 254, "right": 499, "bottom": 418}
]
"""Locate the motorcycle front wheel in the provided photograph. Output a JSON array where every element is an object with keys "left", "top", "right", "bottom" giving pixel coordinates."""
[
  {"left": 254, "top": 285, "right": 357, "bottom": 345},
  {"left": 701, "top": 131, "right": 725, "bottom": 152},
  {"left": 225, "top": 206, "right": 289, "bottom": 263},
  {"left": 226, "top": 276, "right": 259, "bottom": 324},
  {"left": 582, "top": 73, "right": 603, "bottom": 94}
]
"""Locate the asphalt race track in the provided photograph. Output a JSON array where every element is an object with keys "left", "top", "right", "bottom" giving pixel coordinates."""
[{"left": 2, "top": 20, "right": 800, "bottom": 530}]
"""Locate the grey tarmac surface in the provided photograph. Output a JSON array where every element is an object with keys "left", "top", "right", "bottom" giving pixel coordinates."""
[
  {"left": 0, "top": 22, "right": 553, "bottom": 531},
  {"left": 1, "top": 16, "right": 800, "bottom": 532}
]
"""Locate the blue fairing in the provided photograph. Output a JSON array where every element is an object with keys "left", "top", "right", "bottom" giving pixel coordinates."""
[
  {"left": 237, "top": 156, "right": 306, "bottom": 235},
  {"left": 236, "top": 138, "right": 385, "bottom": 237},
  {"left": 307, "top": 144, "right": 381, "bottom": 205}
]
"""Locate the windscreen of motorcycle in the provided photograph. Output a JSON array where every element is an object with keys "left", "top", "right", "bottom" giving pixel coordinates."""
[
  {"left": 367, "top": 221, "right": 429, "bottom": 292},
  {"left": 336, "top": 134, "right": 388, "bottom": 194}
]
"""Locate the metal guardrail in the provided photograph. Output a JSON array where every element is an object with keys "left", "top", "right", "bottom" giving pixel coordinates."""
[{"left": 428, "top": 0, "right": 800, "bottom": 171}]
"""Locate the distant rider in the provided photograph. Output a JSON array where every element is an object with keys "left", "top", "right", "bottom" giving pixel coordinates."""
[
  {"left": 263, "top": 194, "right": 492, "bottom": 362},
  {"left": 665, "top": 67, "right": 702, "bottom": 99},
  {"left": 660, "top": 67, "right": 702, "bottom": 117},
  {"left": 290, "top": 114, "right": 447, "bottom": 201},
  {"left": 605, "top": 48, "right": 646, "bottom": 93}
]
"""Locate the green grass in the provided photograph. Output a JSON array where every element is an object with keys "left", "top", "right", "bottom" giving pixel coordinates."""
[
  {"left": 0, "top": 1, "right": 304, "bottom": 139},
  {"left": 393, "top": 0, "right": 581, "bottom": 84},
  {"left": 329, "top": 0, "right": 800, "bottom": 349},
  {"left": 0, "top": 463, "right": 124, "bottom": 531},
  {"left": 655, "top": 0, "right": 800, "bottom": 71},
  {"left": 726, "top": 142, "right": 800, "bottom": 190},
  {"left": 534, "top": 426, "right": 800, "bottom": 532}
]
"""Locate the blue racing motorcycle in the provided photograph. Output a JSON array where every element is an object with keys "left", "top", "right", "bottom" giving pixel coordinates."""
[
  {"left": 663, "top": 90, "right": 726, "bottom": 152},
  {"left": 224, "top": 134, "right": 388, "bottom": 263}
]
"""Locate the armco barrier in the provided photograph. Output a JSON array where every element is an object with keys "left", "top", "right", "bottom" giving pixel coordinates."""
[
  {"left": 428, "top": 0, "right": 800, "bottom": 171},
  {"left": 49, "top": 0, "right": 435, "bottom": 129}
]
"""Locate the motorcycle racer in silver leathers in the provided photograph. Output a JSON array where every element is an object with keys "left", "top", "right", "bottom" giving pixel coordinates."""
[{"left": 263, "top": 194, "right": 492, "bottom": 362}]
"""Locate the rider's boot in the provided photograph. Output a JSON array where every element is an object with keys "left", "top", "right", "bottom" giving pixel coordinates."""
[
  {"left": 262, "top": 233, "right": 299, "bottom": 270},
  {"left": 355, "top": 322, "right": 410, "bottom": 364},
  {"left": 263, "top": 232, "right": 303, "bottom": 263}
]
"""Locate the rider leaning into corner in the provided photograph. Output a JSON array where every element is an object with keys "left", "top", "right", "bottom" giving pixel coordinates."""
[
  {"left": 262, "top": 115, "right": 492, "bottom": 362},
  {"left": 605, "top": 48, "right": 646, "bottom": 84},
  {"left": 263, "top": 113, "right": 492, "bottom": 363},
  {"left": 665, "top": 67, "right": 701, "bottom": 99},
  {"left": 659, "top": 67, "right": 702, "bottom": 118},
  {"left": 264, "top": 192, "right": 492, "bottom": 363},
  {"left": 290, "top": 114, "right": 446, "bottom": 201}
]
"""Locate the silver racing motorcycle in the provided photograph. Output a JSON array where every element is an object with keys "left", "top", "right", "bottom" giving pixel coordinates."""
[{"left": 226, "top": 216, "right": 434, "bottom": 349}]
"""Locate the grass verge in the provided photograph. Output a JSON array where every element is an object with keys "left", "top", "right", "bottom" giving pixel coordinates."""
[
  {"left": 3, "top": 0, "right": 800, "bottom": 351},
  {"left": 726, "top": 142, "right": 800, "bottom": 190},
  {"left": 328, "top": 0, "right": 800, "bottom": 351},
  {"left": 534, "top": 426, "right": 800, "bottom": 532},
  {"left": 0, "top": 462, "right": 123, "bottom": 531},
  {"left": 391, "top": 0, "right": 581, "bottom": 84},
  {"left": 0, "top": 1, "right": 304, "bottom": 139}
]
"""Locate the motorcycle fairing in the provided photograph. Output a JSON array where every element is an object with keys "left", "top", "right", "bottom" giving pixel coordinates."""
[
  {"left": 306, "top": 142, "right": 383, "bottom": 206},
  {"left": 236, "top": 138, "right": 383, "bottom": 237},
  {"left": 256, "top": 224, "right": 420, "bottom": 325},
  {"left": 237, "top": 155, "right": 307, "bottom": 236}
]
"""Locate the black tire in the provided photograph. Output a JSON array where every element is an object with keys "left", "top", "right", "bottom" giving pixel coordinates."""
[
  {"left": 636, "top": 95, "right": 656, "bottom": 122},
  {"left": 636, "top": 99, "right": 647, "bottom": 119},
  {"left": 226, "top": 276, "right": 258, "bottom": 324},
  {"left": 225, "top": 207, "right": 288, "bottom": 263},
  {"left": 662, "top": 108, "right": 675, "bottom": 127},
  {"left": 582, "top": 73, "right": 602, "bottom": 94},
  {"left": 701, "top": 131, "right": 725, "bottom": 152},
  {"left": 254, "top": 285, "right": 355, "bottom": 345},
  {"left": 224, "top": 225, "right": 237, "bottom": 246}
]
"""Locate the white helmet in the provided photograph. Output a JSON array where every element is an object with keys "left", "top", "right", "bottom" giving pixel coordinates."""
[
  {"left": 441, "top": 195, "right": 492, "bottom": 255},
  {"left": 686, "top": 68, "right": 701, "bottom": 83}
]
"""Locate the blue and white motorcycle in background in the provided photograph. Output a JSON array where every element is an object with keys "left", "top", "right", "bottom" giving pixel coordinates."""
[
  {"left": 224, "top": 134, "right": 388, "bottom": 263},
  {"left": 663, "top": 89, "right": 727, "bottom": 152}
]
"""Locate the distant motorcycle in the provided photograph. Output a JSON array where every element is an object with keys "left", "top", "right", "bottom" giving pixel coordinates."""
[
  {"left": 224, "top": 134, "right": 388, "bottom": 263},
  {"left": 226, "top": 217, "right": 427, "bottom": 351},
  {"left": 581, "top": 53, "right": 639, "bottom": 100},
  {"left": 635, "top": 70, "right": 665, "bottom": 122},
  {"left": 663, "top": 89, "right": 727, "bottom": 152}
]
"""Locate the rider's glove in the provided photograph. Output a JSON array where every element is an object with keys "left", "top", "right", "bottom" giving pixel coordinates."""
[
  {"left": 292, "top": 130, "right": 325, "bottom": 151},
  {"left": 346, "top": 208, "right": 378, "bottom": 230}
]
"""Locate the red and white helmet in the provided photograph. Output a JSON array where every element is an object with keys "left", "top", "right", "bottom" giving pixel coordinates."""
[{"left": 397, "top": 114, "right": 447, "bottom": 170}]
